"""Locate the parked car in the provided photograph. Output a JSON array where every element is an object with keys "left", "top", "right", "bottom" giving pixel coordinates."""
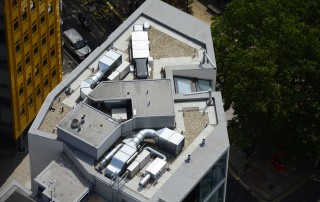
[{"left": 62, "top": 28, "right": 91, "bottom": 60}]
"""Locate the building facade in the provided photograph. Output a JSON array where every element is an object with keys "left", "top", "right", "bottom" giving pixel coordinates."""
[{"left": 0, "top": 0, "right": 62, "bottom": 145}]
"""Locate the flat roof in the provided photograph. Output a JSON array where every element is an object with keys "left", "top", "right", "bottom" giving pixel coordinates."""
[
  {"left": 57, "top": 102, "right": 119, "bottom": 147},
  {"left": 34, "top": 154, "right": 91, "bottom": 202},
  {"left": 88, "top": 80, "right": 175, "bottom": 116}
]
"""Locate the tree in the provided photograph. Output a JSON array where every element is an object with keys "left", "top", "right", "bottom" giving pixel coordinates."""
[{"left": 212, "top": 0, "right": 320, "bottom": 165}]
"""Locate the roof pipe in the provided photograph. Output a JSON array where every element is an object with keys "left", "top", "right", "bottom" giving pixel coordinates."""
[
  {"left": 139, "top": 173, "right": 151, "bottom": 187},
  {"left": 129, "top": 129, "right": 156, "bottom": 148},
  {"left": 143, "top": 146, "right": 167, "bottom": 161},
  {"left": 97, "top": 143, "right": 124, "bottom": 171}
]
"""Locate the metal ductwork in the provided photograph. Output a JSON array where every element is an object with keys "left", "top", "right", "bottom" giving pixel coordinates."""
[
  {"left": 97, "top": 144, "right": 124, "bottom": 171},
  {"left": 104, "top": 129, "right": 156, "bottom": 179},
  {"left": 80, "top": 49, "right": 122, "bottom": 100},
  {"left": 143, "top": 147, "right": 166, "bottom": 161}
]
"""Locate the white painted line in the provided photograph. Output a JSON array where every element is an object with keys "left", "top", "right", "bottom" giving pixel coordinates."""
[{"left": 90, "top": 32, "right": 96, "bottom": 38}]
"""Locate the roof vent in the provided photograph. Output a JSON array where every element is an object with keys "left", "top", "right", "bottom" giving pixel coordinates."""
[{"left": 71, "top": 119, "right": 80, "bottom": 129}]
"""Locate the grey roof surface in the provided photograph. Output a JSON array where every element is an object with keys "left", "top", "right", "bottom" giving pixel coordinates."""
[
  {"left": 34, "top": 154, "right": 91, "bottom": 202},
  {"left": 57, "top": 102, "right": 119, "bottom": 147},
  {"left": 88, "top": 79, "right": 175, "bottom": 116}
]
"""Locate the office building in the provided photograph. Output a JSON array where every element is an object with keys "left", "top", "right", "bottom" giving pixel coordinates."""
[
  {"left": 1, "top": 0, "right": 229, "bottom": 201},
  {"left": 0, "top": 0, "right": 62, "bottom": 145}
]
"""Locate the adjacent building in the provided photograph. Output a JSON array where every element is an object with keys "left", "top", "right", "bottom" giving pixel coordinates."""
[
  {"left": 0, "top": 0, "right": 62, "bottom": 145},
  {"left": 1, "top": 0, "right": 230, "bottom": 201}
]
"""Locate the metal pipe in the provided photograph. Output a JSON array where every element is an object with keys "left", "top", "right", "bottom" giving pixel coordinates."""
[
  {"left": 143, "top": 147, "right": 167, "bottom": 161},
  {"left": 204, "top": 52, "right": 216, "bottom": 69},
  {"left": 139, "top": 173, "right": 151, "bottom": 187},
  {"left": 130, "top": 129, "right": 156, "bottom": 148},
  {"left": 98, "top": 143, "right": 124, "bottom": 170}
]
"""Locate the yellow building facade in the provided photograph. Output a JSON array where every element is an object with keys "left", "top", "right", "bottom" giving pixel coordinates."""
[{"left": 0, "top": 0, "right": 62, "bottom": 144}]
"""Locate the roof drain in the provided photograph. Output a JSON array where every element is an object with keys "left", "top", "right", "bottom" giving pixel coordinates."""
[{"left": 97, "top": 143, "right": 124, "bottom": 171}]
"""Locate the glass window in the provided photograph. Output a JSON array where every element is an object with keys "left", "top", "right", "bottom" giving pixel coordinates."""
[
  {"left": 25, "top": 53, "right": 30, "bottom": 66},
  {"left": 36, "top": 85, "right": 41, "bottom": 96},
  {"left": 19, "top": 83, "right": 24, "bottom": 96},
  {"left": 12, "top": 0, "right": 17, "bottom": 7},
  {"left": 51, "top": 67, "right": 56, "bottom": 78},
  {"left": 176, "top": 78, "right": 192, "bottom": 94},
  {"left": 15, "top": 41, "right": 20, "bottom": 53},
  {"left": 22, "top": 10, "right": 27, "bottom": 21},
  {"left": 27, "top": 74, "right": 32, "bottom": 86},
  {"left": 207, "top": 184, "right": 224, "bottom": 202},
  {"left": 20, "top": 104, "right": 25, "bottom": 117},
  {"left": 198, "top": 79, "right": 211, "bottom": 91},
  {"left": 32, "top": 22, "right": 37, "bottom": 35},
  {"left": 28, "top": 95, "right": 33, "bottom": 106},
  {"left": 199, "top": 154, "right": 226, "bottom": 201},
  {"left": 41, "top": 34, "right": 46, "bottom": 47},
  {"left": 44, "top": 75, "right": 48, "bottom": 87},
  {"left": 40, "top": 13, "right": 45, "bottom": 25},
  {"left": 34, "top": 64, "right": 39, "bottom": 77},
  {"left": 14, "top": 18, "right": 19, "bottom": 31},
  {"left": 43, "top": 55, "right": 47, "bottom": 67},
  {"left": 49, "top": 26, "right": 54, "bottom": 37},
  {"left": 17, "top": 62, "right": 22, "bottom": 75},
  {"left": 50, "top": 47, "right": 55, "bottom": 58},
  {"left": 24, "top": 31, "right": 29, "bottom": 44},
  {"left": 33, "top": 43, "right": 38, "bottom": 55},
  {"left": 48, "top": 3, "right": 53, "bottom": 15},
  {"left": 30, "top": 1, "right": 36, "bottom": 12}
]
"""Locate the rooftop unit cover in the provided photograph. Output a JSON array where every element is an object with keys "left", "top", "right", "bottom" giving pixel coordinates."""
[{"left": 134, "top": 58, "right": 148, "bottom": 79}]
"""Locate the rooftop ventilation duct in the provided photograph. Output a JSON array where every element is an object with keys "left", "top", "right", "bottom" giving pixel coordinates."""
[
  {"left": 104, "top": 129, "right": 157, "bottom": 179},
  {"left": 80, "top": 49, "right": 122, "bottom": 100}
]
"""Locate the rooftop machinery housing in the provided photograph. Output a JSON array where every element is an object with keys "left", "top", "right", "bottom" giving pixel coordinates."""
[{"left": 24, "top": 0, "right": 229, "bottom": 202}]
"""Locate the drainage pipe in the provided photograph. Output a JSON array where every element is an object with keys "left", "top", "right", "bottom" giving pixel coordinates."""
[{"left": 98, "top": 143, "right": 124, "bottom": 170}]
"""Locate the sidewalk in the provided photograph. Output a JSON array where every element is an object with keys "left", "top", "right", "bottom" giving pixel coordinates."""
[{"left": 229, "top": 144, "right": 317, "bottom": 201}]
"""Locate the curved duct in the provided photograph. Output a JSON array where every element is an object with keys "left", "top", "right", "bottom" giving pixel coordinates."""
[
  {"left": 143, "top": 147, "right": 166, "bottom": 161},
  {"left": 97, "top": 144, "right": 124, "bottom": 171},
  {"left": 129, "top": 129, "right": 156, "bottom": 148},
  {"left": 104, "top": 129, "right": 157, "bottom": 179},
  {"left": 80, "top": 70, "right": 106, "bottom": 100}
]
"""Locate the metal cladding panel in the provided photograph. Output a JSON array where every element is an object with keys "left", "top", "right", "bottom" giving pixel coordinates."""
[
  {"left": 127, "top": 160, "right": 139, "bottom": 178},
  {"left": 105, "top": 50, "right": 121, "bottom": 61},
  {"left": 133, "top": 24, "right": 144, "bottom": 31},
  {"left": 132, "top": 31, "right": 148, "bottom": 41},
  {"left": 98, "top": 56, "right": 114, "bottom": 73},
  {"left": 135, "top": 150, "right": 151, "bottom": 169},
  {"left": 145, "top": 157, "right": 167, "bottom": 179},
  {"left": 119, "top": 144, "right": 136, "bottom": 157},
  {"left": 107, "top": 70, "right": 120, "bottom": 81},
  {"left": 159, "top": 128, "right": 174, "bottom": 140},
  {"left": 168, "top": 132, "right": 184, "bottom": 145}
]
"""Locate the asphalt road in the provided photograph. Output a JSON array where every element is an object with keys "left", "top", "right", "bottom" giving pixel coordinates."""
[{"left": 226, "top": 173, "right": 258, "bottom": 202}]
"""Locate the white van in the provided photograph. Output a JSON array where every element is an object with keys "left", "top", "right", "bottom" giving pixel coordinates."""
[{"left": 62, "top": 28, "right": 91, "bottom": 60}]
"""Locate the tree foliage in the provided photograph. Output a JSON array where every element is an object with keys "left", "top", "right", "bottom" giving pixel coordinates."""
[{"left": 212, "top": 0, "right": 320, "bottom": 164}]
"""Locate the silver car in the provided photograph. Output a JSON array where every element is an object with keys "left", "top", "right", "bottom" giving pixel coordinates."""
[{"left": 62, "top": 28, "right": 91, "bottom": 60}]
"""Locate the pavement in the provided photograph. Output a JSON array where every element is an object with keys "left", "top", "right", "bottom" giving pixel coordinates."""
[{"left": 228, "top": 144, "right": 320, "bottom": 202}]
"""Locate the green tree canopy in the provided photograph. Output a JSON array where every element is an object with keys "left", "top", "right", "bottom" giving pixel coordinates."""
[{"left": 212, "top": 0, "right": 320, "bottom": 165}]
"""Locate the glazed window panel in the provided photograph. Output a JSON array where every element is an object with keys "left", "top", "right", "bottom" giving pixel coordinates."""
[
  {"left": 22, "top": 10, "right": 28, "bottom": 22},
  {"left": 32, "top": 22, "right": 37, "bottom": 35},
  {"left": 40, "top": 13, "right": 45, "bottom": 25},
  {"left": 50, "top": 46, "right": 55, "bottom": 58},
  {"left": 44, "top": 75, "right": 48, "bottom": 87},
  {"left": 19, "top": 83, "right": 24, "bottom": 96},
  {"left": 34, "top": 64, "right": 39, "bottom": 77},
  {"left": 36, "top": 85, "right": 41, "bottom": 96},
  {"left": 24, "top": 31, "right": 29, "bottom": 44},
  {"left": 33, "top": 43, "right": 39, "bottom": 56},
  {"left": 27, "top": 74, "right": 32, "bottom": 86},
  {"left": 14, "top": 18, "right": 19, "bottom": 31},
  {"left": 20, "top": 104, "right": 25, "bottom": 117},
  {"left": 15, "top": 41, "right": 21, "bottom": 54},
  {"left": 30, "top": 1, "right": 36, "bottom": 12},
  {"left": 41, "top": 34, "right": 46, "bottom": 47},
  {"left": 49, "top": 26, "right": 54, "bottom": 37},
  {"left": 25, "top": 53, "right": 31, "bottom": 66},
  {"left": 28, "top": 95, "right": 33, "bottom": 106},
  {"left": 42, "top": 55, "right": 48, "bottom": 67},
  {"left": 51, "top": 66, "right": 56, "bottom": 78},
  {"left": 17, "top": 62, "right": 22, "bottom": 76}
]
